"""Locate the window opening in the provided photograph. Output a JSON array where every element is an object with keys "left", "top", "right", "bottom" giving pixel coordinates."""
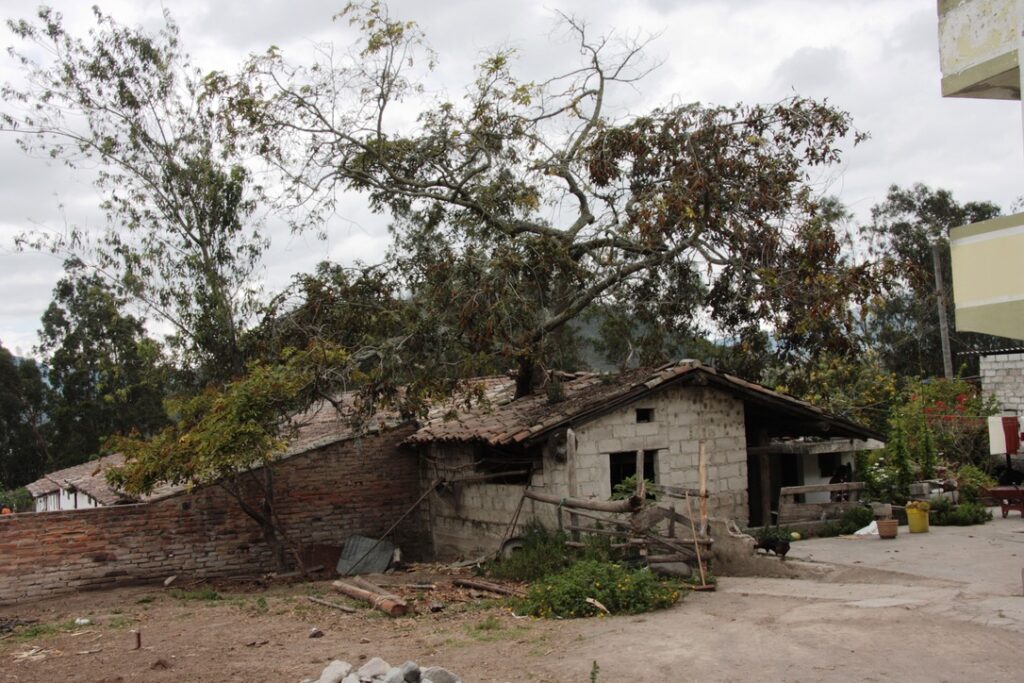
[
  {"left": 609, "top": 449, "right": 658, "bottom": 495},
  {"left": 635, "top": 408, "right": 655, "bottom": 423}
]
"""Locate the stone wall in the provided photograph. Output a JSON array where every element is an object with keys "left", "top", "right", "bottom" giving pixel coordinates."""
[
  {"left": 980, "top": 353, "right": 1024, "bottom": 416},
  {"left": 0, "top": 426, "right": 426, "bottom": 605},
  {"left": 423, "top": 385, "right": 750, "bottom": 558}
]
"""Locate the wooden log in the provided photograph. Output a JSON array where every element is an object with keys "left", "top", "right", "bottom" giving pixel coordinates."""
[
  {"left": 699, "top": 440, "right": 708, "bottom": 531},
  {"left": 453, "top": 578, "right": 525, "bottom": 597},
  {"left": 348, "top": 576, "right": 401, "bottom": 600},
  {"left": 307, "top": 596, "right": 357, "bottom": 613},
  {"left": 647, "top": 553, "right": 695, "bottom": 563},
  {"left": 331, "top": 580, "right": 408, "bottom": 617},
  {"left": 523, "top": 488, "right": 641, "bottom": 513}
]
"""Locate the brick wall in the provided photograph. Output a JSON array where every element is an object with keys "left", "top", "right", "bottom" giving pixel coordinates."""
[
  {"left": 0, "top": 426, "right": 427, "bottom": 605},
  {"left": 422, "top": 385, "right": 750, "bottom": 559},
  {"left": 980, "top": 353, "right": 1024, "bottom": 416}
]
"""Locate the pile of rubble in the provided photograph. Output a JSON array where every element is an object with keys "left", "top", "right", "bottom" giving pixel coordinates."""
[{"left": 304, "top": 657, "right": 461, "bottom": 683}]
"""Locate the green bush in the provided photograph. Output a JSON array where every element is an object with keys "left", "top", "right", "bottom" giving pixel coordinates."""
[
  {"left": 485, "top": 521, "right": 571, "bottom": 582},
  {"left": 827, "top": 506, "right": 875, "bottom": 536},
  {"left": 0, "top": 487, "right": 32, "bottom": 512},
  {"left": 955, "top": 465, "right": 995, "bottom": 504},
  {"left": 519, "top": 560, "right": 680, "bottom": 618},
  {"left": 929, "top": 498, "right": 992, "bottom": 526},
  {"left": 752, "top": 525, "right": 792, "bottom": 543}
]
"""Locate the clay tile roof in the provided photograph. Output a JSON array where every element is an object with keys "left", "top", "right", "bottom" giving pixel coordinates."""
[
  {"left": 405, "top": 360, "right": 881, "bottom": 446},
  {"left": 24, "top": 476, "right": 59, "bottom": 497}
]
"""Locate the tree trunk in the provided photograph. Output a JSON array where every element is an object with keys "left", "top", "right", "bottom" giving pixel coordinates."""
[{"left": 514, "top": 355, "right": 535, "bottom": 399}]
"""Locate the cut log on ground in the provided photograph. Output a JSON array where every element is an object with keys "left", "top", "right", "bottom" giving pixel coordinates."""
[
  {"left": 453, "top": 578, "right": 525, "bottom": 598},
  {"left": 331, "top": 580, "right": 408, "bottom": 617},
  {"left": 348, "top": 576, "right": 401, "bottom": 600}
]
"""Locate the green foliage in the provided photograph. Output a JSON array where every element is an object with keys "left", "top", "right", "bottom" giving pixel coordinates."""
[
  {"left": 779, "top": 350, "right": 899, "bottom": 437},
  {"left": 108, "top": 343, "right": 350, "bottom": 495},
  {"left": 753, "top": 525, "right": 793, "bottom": 544},
  {"left": 0, "top": 487, "right": 32, "bottom": 512},
  {"left": 6, "top": 7, "right": 269, "bottom": 385},
  {"left": 610, "top": 475, "right": 657, "bottom": 502},
  {"left": 519, "top": 560, "right": 680, "bottom": 619},
  {"left": 0, "top": 342, "right": 49, "bottom": 490},
  {"left": 860, "top": 184, "right": 1009, "bottom": 378},
  {"left": 485, "top": 522, "right": 572, "bottom": 582},
  {"left": 955, "top": 465, "right": 996, "bottom": 504},
  {"left": 38, "top": 262, "right": 168, "bottom": 471},
  {"left": 928, "top": 498, "right": 991, "bottom": 526},
  {"left": 590, "top": 661, "right": 600, "bottom": 683},
  {"left": 818, "top": 506, "right": 875, "bottom": 537},
  {"left": 169, "top": 587, "right": 222, "bottom": 601}
]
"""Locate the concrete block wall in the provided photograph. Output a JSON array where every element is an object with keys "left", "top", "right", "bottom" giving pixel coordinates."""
[
  {"left": 572, "top": 386, "right": 748, "bottom": 521},
  {"left": 980, "top": 353, "right": 1024, "bottom": 416},
  {"left": 422, "top": 444, "right": 557, "bottom": 559},
  {"left": 423, "top": 385, "right": 750, "bottom": 559},
  {"left": 0, "top": 426, "right": 427, "bottom": 605}
]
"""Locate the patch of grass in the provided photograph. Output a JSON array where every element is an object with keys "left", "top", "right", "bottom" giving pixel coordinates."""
[
  {"left": 7, "top": 619, "right": 78, "bottom": 642},
  {"left": 254, "top": 597, "right": 269, "bottom": 613},
  {"left": 135, "top": 595, "right": 156, "bottom": 605},
  {"left": 169, "top": 587, "right": 222, "bottom": 602},
  {"left": 107, "top": 615, "right": 135, "bottom": 629},
  {"left": 459, "top": 615, "right": 528, "bottom": 643}
]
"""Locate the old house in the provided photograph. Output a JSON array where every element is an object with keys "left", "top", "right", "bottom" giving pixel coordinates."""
[
  {"left": 24, "top": 455, "right": 136, "bottom": 512},
  {"left": 406, "top": 360, "right": 882, "bottom": 558}
]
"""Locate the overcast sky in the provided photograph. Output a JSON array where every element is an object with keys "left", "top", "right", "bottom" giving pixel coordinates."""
[{"left": 0, "top": 0, "right": 1020, "bottom": 357}]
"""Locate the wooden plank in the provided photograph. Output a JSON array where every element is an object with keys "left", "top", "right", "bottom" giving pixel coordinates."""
[
  {"left": 453, "top": 578, "right": 525, "bottom": 597},
  {"left": 779, "top": 482, "right": 865, "bottom": 495}
]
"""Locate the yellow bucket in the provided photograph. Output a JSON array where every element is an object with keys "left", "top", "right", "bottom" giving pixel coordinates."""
[{"left": 906, "top": 501, "right": 930, "bottom": 533}]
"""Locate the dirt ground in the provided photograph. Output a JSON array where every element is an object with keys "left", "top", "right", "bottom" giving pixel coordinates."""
[{"left": 3, "top": 514, "right": 1023, "bottom": 682}]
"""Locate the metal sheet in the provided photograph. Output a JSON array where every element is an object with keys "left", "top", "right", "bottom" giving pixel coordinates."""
[{"left": 335, "top": 535, "right": 394, "bottom": 575}]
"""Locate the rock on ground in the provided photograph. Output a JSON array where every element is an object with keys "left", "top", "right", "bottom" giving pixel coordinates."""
[{"left": 318, "top": 659, "right": 353, "bottom": 683}]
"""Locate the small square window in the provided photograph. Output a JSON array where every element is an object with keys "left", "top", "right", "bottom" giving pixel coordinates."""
[{"left": 635, "top": 408, "right": 655, "bottom": 423}]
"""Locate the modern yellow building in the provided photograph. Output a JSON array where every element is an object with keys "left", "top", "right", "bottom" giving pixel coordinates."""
[{"left": 938, "top": 0, "right": 1024, "bottom": 340}]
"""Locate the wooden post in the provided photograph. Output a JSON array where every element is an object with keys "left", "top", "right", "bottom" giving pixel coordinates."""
[
  {"left": 760, "top": 452, "right": 772, "bottom": 528},
  {"left": 635, "top": 449, "right": 645, "bottom": 499},
  {"left": 566, "top": 428, "right": 580, "bottom": 541},
  {"left": 698, "top": 440, "right": 708, "bottom": 534},
  {"left": 932, "top": 242, "right": 953, "bottom": 380}
]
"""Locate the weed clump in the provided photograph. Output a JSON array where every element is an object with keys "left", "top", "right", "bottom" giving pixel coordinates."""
[
  {"left": 519, "top": 560, "right": 680, "bottom": 619},
  {"left": 929, "top": 498, "right": 992, "bottom": 526}
]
